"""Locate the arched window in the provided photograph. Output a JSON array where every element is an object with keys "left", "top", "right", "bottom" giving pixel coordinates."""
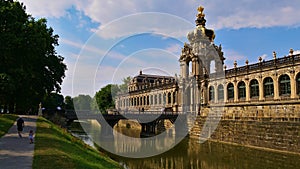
[
  {"left": 210, "top": 60, "right": 216, "bottom": 73},
  {"left": 238, "top": 81, "right": 246, "bottom": 99},
  {"left": 209, "top": 86, "right": 215, "bottom": 101},
  {"left": 218, "top": 85, "right": 224, "bottom": 100},
  {"left": 279, "top": 74, "right": 291, "bottom": 96},
  {"left": 227, "top": 83, "right": 234, "bottom": 100},
  {"left": 147, "top": 95, "right": 150, "bottom": 105},
  {"left": 154, "top": 95, "right": 157, "bottom": 105},
  {"left": 264, "top": 77, "right": 274, "bottom": 97},
  {"left": 168, "top": 92, "right": 172, "bottom": 104},
  {"left": 296, "top": 73, "right": 300, "bottom": 95},
  {"left": 188, "top": 60, "right": 192, "bottom": 76},
  {"left": 158, "top": 94, "right": 162, "bottom": 105},
  {"left": 250, "top": 79, "right": 259, "bottom": 98},
  {"left": 173, "top": 92, "right": 176, "bottom": 104},
  {"left": 163, "top": 93, "right": 166, "bottom": 105}
]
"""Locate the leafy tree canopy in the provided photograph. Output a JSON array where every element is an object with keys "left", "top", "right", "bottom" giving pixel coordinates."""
[
  {"left": 95, "top": 84, "right": 119, "bottom": 114},
  {"left": 0, "top": 0, "right": 67, "bottom": 113},
  {"left": 73, "top": 94, "right": 92, "bottom": 111},
  {"left": 64, "top": 96, "right": 74, "bottom": 110},
  {"left": 118, "top": 76, "right": 131, "bottom": 93},
  {"left": 42, "top": 93, "right": 64, "bottom": 110}
]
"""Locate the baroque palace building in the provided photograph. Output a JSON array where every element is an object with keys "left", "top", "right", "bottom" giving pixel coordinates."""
[{"left": 115, "top": 6, "right": 300, "bottom": 119}]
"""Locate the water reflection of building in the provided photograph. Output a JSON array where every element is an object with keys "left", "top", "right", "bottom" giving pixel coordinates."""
[
  {"left": 113, "top": 127, "right": 176, "bottom": 155},
  {"left": 115, "top": 6, "right": 300, "bottom": 119}
]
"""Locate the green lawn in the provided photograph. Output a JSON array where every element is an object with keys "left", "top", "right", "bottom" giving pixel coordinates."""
[
  {"left": 0, "top": 114, "right": 18, "bottom": 137},
  {"left": 33, "top": 117, "right": 122, "bottom": 169}
]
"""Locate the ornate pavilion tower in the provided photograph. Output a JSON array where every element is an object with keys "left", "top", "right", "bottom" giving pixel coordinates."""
[{"left": 178, "top": 6, "right": 225, "bottom": 113}]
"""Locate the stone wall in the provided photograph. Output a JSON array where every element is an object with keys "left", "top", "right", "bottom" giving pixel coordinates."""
[{"left": 190, "top": 106, "right": 300, "bottom": 154}]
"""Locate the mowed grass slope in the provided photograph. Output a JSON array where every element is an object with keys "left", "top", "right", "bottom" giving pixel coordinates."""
[
  {"left": 0, "top": 114, "right": 18, "bottom": 137},
  {"left": 33, "top": 117, "right": 122, "bottom": 169}
]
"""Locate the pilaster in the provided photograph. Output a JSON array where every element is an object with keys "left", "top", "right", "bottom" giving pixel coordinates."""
[
  {"left": 273, "top": 77, "right": 280, "bottom": 100},
  {"left": 246, "top": 82, "right": 250, "bottom": 101},
  {"left": 234, "top": 82, "right": 238, "bottom": 102},
  {"left": 224, "top": 84, "right": 228, "bottom": 103},
  {"left": 259, "top": 80, "right": 264, "bottom": 101},
  {"left": 290, "top": 74, "right": 296, "bottom": 98}
]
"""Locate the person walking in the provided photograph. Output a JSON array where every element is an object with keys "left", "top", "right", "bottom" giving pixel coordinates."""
[
  {"left": 29, "top": 130, "right": 34, "bottom": 144},
  {"left": 17, "top": 117, "right": 24, "bottom": 138}
]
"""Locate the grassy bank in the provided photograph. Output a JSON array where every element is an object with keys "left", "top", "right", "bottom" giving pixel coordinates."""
[
  {"left": 33, "top": 117, "right": 122, "bottom": 169},
  {"left": 0, "top": 114, "right": 18, "bottom": 137}
]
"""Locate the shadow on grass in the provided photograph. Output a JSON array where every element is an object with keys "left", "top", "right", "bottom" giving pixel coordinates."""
[
  {"left": 0, "top": 114, "right": 18, "bottom": 137},
  {"left": 33, "top": 117, "right": 121, "bottom": 169}
]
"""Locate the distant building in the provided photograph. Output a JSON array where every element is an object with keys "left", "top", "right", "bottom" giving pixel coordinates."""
[{"left": 115, "top": 6, "right": 300, "bottom": 119}]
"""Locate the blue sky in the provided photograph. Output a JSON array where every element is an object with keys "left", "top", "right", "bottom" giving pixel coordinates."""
[{"left": 20, "top": 0, "right": 300, "bottom": 97}]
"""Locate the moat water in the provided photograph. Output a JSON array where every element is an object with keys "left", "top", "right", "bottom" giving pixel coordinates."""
[{"left": 69, "top": 121, "right": 300, "bottom": 169}]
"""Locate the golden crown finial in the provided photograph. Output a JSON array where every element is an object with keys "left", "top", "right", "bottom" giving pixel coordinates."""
[{"left": 197, "top": 6, "right": 205, "bottom": 18}]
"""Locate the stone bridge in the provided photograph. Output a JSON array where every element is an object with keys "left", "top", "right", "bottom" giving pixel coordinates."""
[{"left": 65, "top": 110, "right": 185, "bottom": 137}]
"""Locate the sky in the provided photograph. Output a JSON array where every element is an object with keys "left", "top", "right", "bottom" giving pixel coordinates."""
[{"left": 19, "top": 0, "right": 300, "bottom": 97}]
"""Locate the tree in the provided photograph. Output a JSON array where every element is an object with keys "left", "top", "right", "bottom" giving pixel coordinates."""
[
  {"left": 73, "top": 95, "right": 92, "bottom": 111},
  {"left": 118, "top": 76, "right": 132, "bottom": 93},
  {"left": 0, "top": 1, "right": 67, "bottom": 113},
  {"left": 95, "top": 84, "right": 119, "bottom": 113},
  {"left": 64, "top": 96, "right": 74, "bottom": 110},
  {"left": 42, "top": 93, "right": 64, "bottom": 110}
]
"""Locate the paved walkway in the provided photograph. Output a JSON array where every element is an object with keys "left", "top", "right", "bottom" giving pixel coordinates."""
[{"left": 0, "top": 115, "right": 38, "bottom": 169}]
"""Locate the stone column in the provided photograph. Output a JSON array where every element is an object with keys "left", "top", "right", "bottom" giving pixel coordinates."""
[
  {"left": 259, "top": 80, "right": 264, "bottom": 100},
  {"left": 224, "top": 84, "right": 228, "bottom": 103},
  {"left": 195, "top": 84, "right": 200, "bottom": 113},
  {"left": 178, "top": 85, "right": 184, "bottom": 113},
  {"left": 273, "top": 77, "right": 280, "bottom": 100},
  {"left": 214, "top": 85, "right": 218, "bottom": 103},
  {"left": 192, "top": 57, "right": 199, "bottom": 76},
  {"left": 234, "top": 82, "right": 238, "bottom": 102},
  {"left": 192, "top": 59, "right": 196, "bottom": 76},
  {"left": 202, "top": 85, "right": 208, "bottom": 105},
  {"left": 190, "top": 86, "right": 194, "bottom": 112},
  {"left": 152, "top": 94, "right": 155, "bottom": 106},
  {"left": 180, "top": 60, "right": 188, "bottom": 79},
  {"left": 290, "top": 74, "right": 296, "bottom": 98},
  {"left": 246, "top": 82, "right": 250, "bottom": 101}
]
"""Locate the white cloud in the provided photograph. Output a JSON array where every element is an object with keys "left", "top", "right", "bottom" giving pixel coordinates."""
[
  {"left": 21, "top": 0, "right": 74, "bottom": 18},
  {"left": 60, "top": 38, "right": 84, "bottom": 49},
  {"left": 245, "top": 54, "right": 268, "bottom": 65},
  {"left": 165, "top": 43, "right": 182, "bottom": 56},
  {"left": 60, "top": 38, "right": 105, "bottom": 56},
  {"left": 20, "top": 0, "right": 300, "bottom": 96},
  {"left": 224, "top": 49, "right": 246, "bottom": 61},
  {"left": 203, "top": 0, "right": 300, "bottom": 29},
  {"left": 21, "top": 0, "right": 300, "bottom": 31},
  {"left": 292, "top": 50, "right": 300, "bottom": 55},
  {"left": 259, "top": 54, "right": 268, "bottom": 60},
  {"left": 95, "top": 12, "right": 194, "bottom": 39},
  {"left": 223, "top": 49, "right": 246, "bottom": 68}
]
